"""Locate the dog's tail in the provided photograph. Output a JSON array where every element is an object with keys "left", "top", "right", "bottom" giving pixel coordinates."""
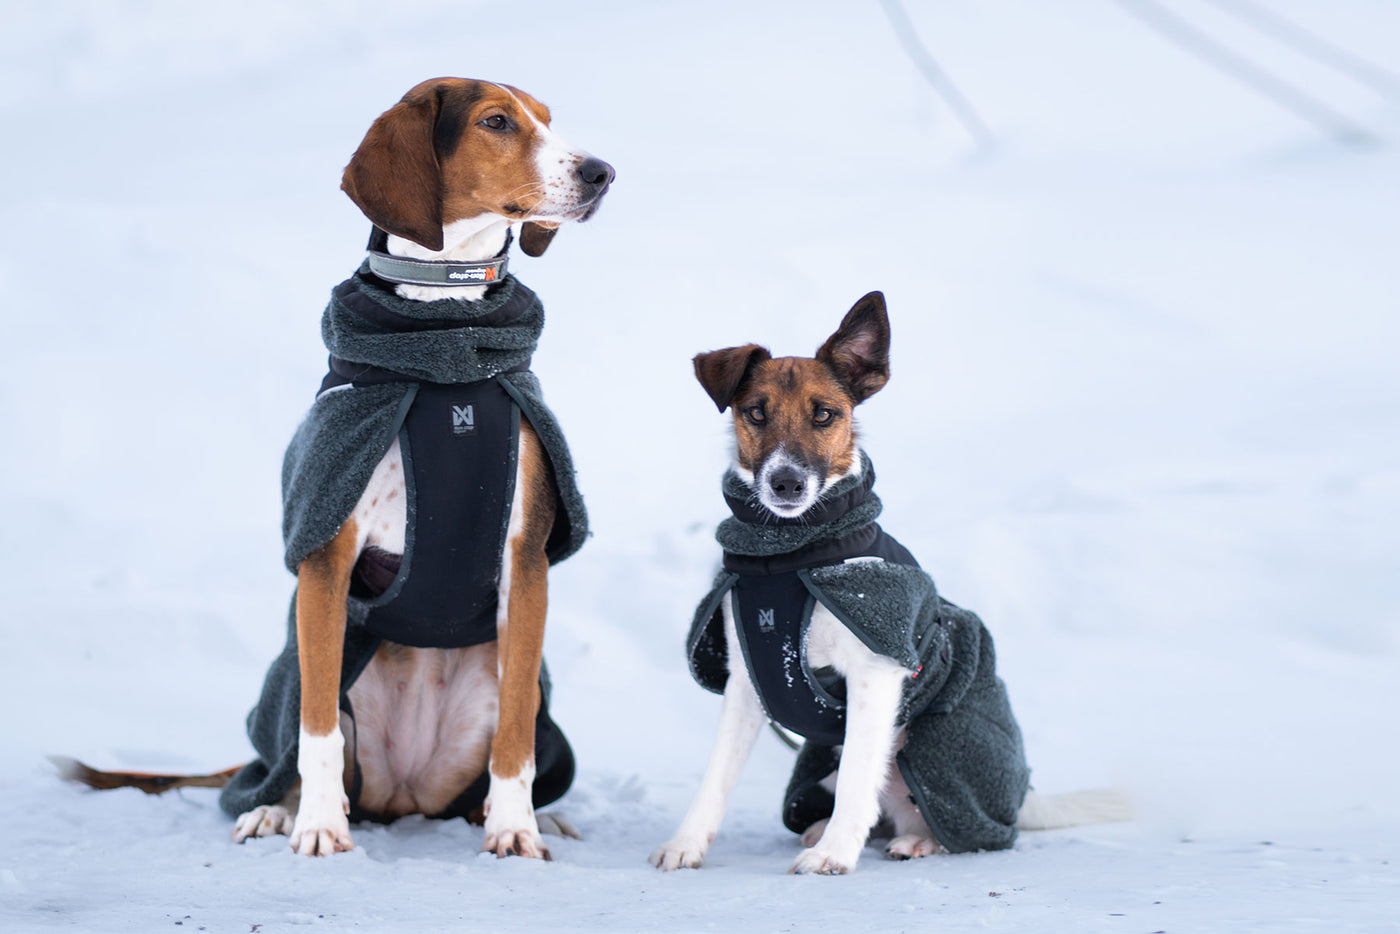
[
  {"left": 1015, "top": 788, "right": 1133, "bottom": 830},
  {"left": 49, "top": 755, "right": 244, "bottom": 795}
]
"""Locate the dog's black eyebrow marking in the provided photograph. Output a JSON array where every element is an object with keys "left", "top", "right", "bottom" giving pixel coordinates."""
[{"left": 433, "top": 82, "right": 486, "bottom": 161}]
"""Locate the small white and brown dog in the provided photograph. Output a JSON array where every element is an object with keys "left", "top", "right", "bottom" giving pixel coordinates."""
[
  {"left": 652, "top": 293, "right": 1126, "bottom": 875},
  {"left": 57, "top": 78, "right": 613, "bottom": 861}
]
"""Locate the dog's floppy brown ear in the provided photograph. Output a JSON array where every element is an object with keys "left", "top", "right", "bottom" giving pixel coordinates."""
[
  {"left": 694, "top": 344, "right": 772, "bottom": 412},
  {"left": 519, "top": 221, "right": 559, "bottom": 257},
  {"left": 817, "top": 291, "right": 890, "bottom": 403},
  {"left": 342, "top": 84, "right": 446, "bottom": 251}
]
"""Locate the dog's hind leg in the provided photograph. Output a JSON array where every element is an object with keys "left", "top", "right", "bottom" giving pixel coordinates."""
[
  {"left": 798, "top": 769, "right": 839, "bottom": 845},
  {"left": 482, "top": 423, "right": 556, "bottom": 860},
  {"left": 536, "top": 812, "right": 582, "bottom": 840},
  {"left": 287, "top": 519, "right": 359, "bottom": 857},
  {"left": 233, "top": 785, "right": 300, "bottom": 842},
  {"left": 880, "top": 762, "right": 942, "bottom": 860}
]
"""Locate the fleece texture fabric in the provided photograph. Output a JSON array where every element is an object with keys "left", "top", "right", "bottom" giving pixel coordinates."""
[
  {"left": 220, "top": 264, "right": 585, "bottom": 820},
  {"left": 686, "top": 455, "right": 1030, "bottom": 853},
  {"left": 282, "top": 264, "right": 587, "bottom": 571}
]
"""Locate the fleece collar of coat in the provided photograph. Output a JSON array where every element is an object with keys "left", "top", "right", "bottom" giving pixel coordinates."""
[
  {"left": 715, "top": 452, "right": 885, "bottom": 571},
  {"left": 321, "top": 264, "right": 544, "bottom": 384}
]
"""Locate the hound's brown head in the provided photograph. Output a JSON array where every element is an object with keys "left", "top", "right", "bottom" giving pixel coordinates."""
[
  {"left": 341, "top": 77, "right": 614, "bottom": 255},
  {"left": 694, "top": 292, "right": 891, "bottom": 518}
]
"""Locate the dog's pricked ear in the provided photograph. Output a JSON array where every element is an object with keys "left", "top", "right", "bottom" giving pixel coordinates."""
[
  {"left": 817, "top": 291, "right": 890, "bottom": 403},
  {"left": 342, "top": 86, "right": 446, "bottom": 251},
  {"left": 519, "top": 221, "right": 559, "bottom": 257},
  {"left": 694, "top": 344, "right": 772, "bottom": 412}
]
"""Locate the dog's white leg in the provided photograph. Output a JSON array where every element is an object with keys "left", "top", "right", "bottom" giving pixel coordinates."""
[
  {"left": 651, "top": 594, "right": 766, "bottom": 870},
  {"left": 881, "top": 760, "right": 941, "bottom": 859},
  {"left": 483, "top": 759, "right": 542, "bottom": 859},
  {"left": 289, "top": 728, "right": 352, "bottom": 856},
  {"left": 799, "top": 771, "right": 840, "bottom": 844},
  {"left": 790, "top": 634, "right": 908, "bottom": 875}
]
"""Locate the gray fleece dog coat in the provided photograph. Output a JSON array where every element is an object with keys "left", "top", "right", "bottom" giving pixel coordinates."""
[
  {"left": 220, "top": 262, "right": 587, "bottom": 821},
  {"left": 687, "top": 455, "right": 1030, "bottom": 853}
]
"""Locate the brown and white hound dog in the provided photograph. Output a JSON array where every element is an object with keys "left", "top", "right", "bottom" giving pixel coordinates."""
[{"left": 60, "top": 78, "right": 612, "bottom": 860}]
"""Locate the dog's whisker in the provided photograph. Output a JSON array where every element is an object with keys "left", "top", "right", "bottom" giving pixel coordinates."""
[{"left": 499, "top": 181, "right": 549, "bottom": 208}]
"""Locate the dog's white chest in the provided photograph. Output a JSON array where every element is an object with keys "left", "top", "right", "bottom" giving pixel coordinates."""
[
  {"left": 351, "top": 438, "right": 408, "bottom": 556},
  {"left": 804, "top": 600, "right": 908, "bottom": 679},
  {"left": 804, "top": 602, "right": 852, "bottom": 673}
]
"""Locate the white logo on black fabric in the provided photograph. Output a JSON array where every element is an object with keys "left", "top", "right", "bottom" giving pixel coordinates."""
[
  {"left": 758, "top": 608, "right": 776, "bottom": 631},
  {"left": 451, "top": 404, "right": 475, "bottom": 436}
]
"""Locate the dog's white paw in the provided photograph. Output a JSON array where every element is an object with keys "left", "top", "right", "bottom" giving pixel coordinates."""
[
  {"left": 884, "top": 833, "right": 940, "bottom": 860},
  {"left": 482, "top": 823, "right": 551, "bottom": 860},
  {"left": 800, "top": 818, "right": 829, "bottom": 847},
  {"left": 232, "top": 804, "right": 295, "bottom": 842},
  {"left": 288, "top": 790, "right": 353, "bottom": 857},
  {"left": 789, "top": 845, "right": 856, "bottom": 875},
  {"left": 650, "top": 835, "right": 710, "bottom": 871},
  {"left": 482, "top": 773, "right": 551, "bottom": 859}
]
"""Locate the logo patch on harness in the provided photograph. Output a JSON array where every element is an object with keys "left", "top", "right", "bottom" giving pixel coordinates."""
[
  {"left": 758, "top": 608, "right": 776, "bottom": 632},
  {"left": 451, "top": 404, "right": 476, "bottom": 436}
]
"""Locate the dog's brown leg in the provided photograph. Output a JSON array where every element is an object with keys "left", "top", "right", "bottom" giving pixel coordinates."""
[
  {"left": 289, "top": 518, "right": 359, "bottom": 856},
  {"left": 482, "top": 422, "right": 556, "bottom": 859}
]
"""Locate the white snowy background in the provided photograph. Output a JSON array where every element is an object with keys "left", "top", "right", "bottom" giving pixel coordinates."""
[{"left": 1, "top": 1, "right": 1397, "bottom": 931}]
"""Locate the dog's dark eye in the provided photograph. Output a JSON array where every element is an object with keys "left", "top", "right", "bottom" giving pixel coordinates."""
[
  {"left": 479, "top": 114, "right": 512, "bottom": 132},
  {"left": 813, "top": 407, "right": 836, "bottom": 426},
  {"left": 745, "top": 406, "right": 766, "bottom": 425}
]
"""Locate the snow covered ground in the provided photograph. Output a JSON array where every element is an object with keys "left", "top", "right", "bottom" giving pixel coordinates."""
[{"left": 2, "top": 1, "right": 1397, "bottom": 930}]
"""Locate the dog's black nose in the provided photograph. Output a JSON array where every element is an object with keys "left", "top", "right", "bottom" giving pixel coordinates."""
[
  {"left": 768, "top": 466, "right": 806, "bottom": 500},
  {"left": 577, "top": 157, "right": 615, "bottom": 189}
]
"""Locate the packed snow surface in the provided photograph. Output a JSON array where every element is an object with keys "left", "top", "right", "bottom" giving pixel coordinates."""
[{"left": 2, "top": 1, "right": 1397, "bottom": 931}]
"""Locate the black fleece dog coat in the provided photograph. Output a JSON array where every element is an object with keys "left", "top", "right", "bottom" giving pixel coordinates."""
[
  {"left": 221, "top": 264, "right": 586, "bottom": 821},
  {"left": 686, "top": 455, "right": 1030, "bottom": 853}
]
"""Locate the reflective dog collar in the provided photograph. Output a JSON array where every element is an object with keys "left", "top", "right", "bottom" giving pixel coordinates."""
[{"left": 365, "top": 226, "right": 511, "bottom": 287}]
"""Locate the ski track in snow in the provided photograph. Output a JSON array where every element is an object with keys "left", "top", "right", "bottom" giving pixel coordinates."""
[{"left": 2, "top": 1, "right": 1397, "bottom": 931}]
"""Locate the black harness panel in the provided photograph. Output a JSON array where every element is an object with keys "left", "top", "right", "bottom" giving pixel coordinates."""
[
  {"left": 351, "top": 378, "right": 519, "bottom": 648},
  {"left": 727, "top": 524, "right": 923, "bottom": 748},
  {"left": 732, "top": 572, "right": 847, "bottom": 747}
]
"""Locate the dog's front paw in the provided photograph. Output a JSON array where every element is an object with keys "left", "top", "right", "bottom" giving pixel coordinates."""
[
  {"left": 288, "top": 790, "right": 353, "bottom": 857},
  {"left": 232, "top": 805, "right": 295, "bottom": 842},
  {"left": 789, "top": 845, "right": 856, "bottom": 875},
  {"left": 482, "top": 823, "right": 551, "bottom": 860},
  {"left": 481, "top": 785, "right": 551, "bottom": 859},
  {"left": 650, "top": 836, "right": 709, "bottom": 871},
  {"left": 885, "top": 833, "right": 940, "bottom": 860}
]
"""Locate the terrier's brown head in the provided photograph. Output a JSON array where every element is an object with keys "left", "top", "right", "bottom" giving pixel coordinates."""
[{"left": 694, "top": 292, "right": 890, "bottom": 518}]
